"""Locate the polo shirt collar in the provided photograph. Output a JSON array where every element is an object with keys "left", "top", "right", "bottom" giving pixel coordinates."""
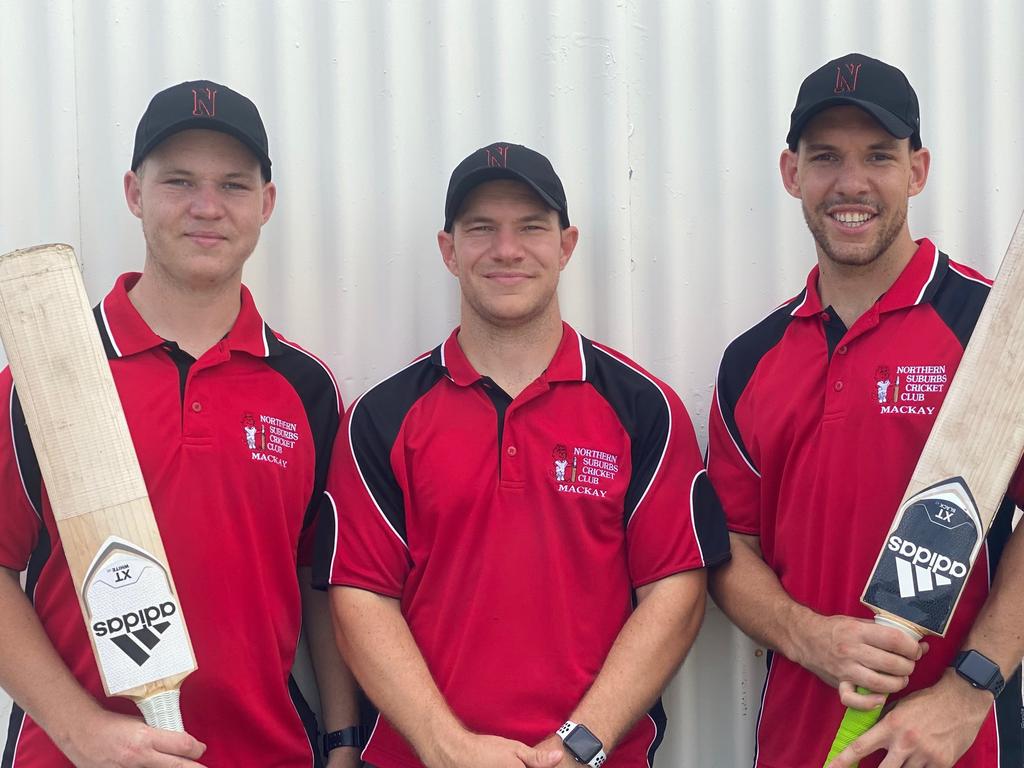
[
  {"left": 433, "top": 321, "right": 588, "bottom": 386},
  {"left": 98, "top": 272, "right": 282, "bottom": 359},
  {"left": 790, "top": 238, "right": 944, "bottom": 318}
]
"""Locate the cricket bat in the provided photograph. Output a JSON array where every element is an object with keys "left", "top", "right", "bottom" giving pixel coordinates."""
[
  {"left": 824, "top": 213, "right": 1024, "bottom": 766},
  {"left": 0, "top": 244, "right": 196, "bottom": 731}
]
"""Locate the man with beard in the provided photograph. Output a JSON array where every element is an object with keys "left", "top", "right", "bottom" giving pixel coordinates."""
[{"left": 707, "top": 53, "right": 1024, "bottom": 767}]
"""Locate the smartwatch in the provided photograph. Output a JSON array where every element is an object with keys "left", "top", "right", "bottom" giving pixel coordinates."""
[
  {"left": 557, "top": 721, "right": 606, "bottom": 767},
  {"left": 952, "top": 649, "right": 1005, "bottom": 697},
  {"left": 322, "top": 725, "right": 365, "bottom": 757}
]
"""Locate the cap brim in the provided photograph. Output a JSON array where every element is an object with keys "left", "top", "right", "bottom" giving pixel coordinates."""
[
  {"left": 787, "top": 97, "right": 915, "bottom": 149},
  {"left": 444, "top": 168, "right": 563, "bottom": 231},
  {"left": 133, "top": 117, "right": 272, "bottom": 179}
]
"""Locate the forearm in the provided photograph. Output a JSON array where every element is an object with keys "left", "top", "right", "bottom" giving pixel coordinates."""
[
  {"left": 330, "top": 585, "right": 464, "bottom": 764},
  {"left": 300, "top": 568, "right": 360, "bottom": 731},
  {"left": 707, "top": 533, "right": 818, "bottom": 663},
  {"left": 566, "top": 570, "right": 706, "bottom": 752},
  {"left": 959, "top": 521, "right": 1024, "bottom": 676},
  {"left": 0, "top": 567, "right": 107, "bottom": 750}
]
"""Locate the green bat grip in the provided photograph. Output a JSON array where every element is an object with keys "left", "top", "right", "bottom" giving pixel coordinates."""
[
  {"left": 823, "top": 688, "right": 886, "bottom": 767},
  {"left": 822, "top": 614, "right": 922, "bottom": 765}
]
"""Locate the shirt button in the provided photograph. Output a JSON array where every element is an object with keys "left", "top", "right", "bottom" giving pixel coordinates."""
[
  {"left": 191, "top": 401, "right": 202, "bottom": 412},
  {"left": 833, "top": 381, "right": 844, "bottom": 392},
  {"left": 837, "top": 345, "right": 848, "bottom": 355},
  {"left": 506, "top": 446, "right": 517, "bottom": 457},
  {"left": 820, "top": 312, "right": 831, "bottom": 322}
]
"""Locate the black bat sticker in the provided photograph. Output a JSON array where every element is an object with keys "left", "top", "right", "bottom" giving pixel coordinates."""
[{"left": 863, "top": 477, "right": 983, "bottom": 635}]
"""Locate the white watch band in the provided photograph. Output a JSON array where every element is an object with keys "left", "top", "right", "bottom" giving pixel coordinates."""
[{"left": 556, "top": 720, "right": 607, "bottom": 767}]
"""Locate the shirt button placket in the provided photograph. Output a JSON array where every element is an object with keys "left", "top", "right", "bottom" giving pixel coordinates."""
[
  {"left": 825, "top": 335, "right": 853, "bottom": 417},
  {"left": 501, "top": 413, "right": 521, "bottom": 483}
]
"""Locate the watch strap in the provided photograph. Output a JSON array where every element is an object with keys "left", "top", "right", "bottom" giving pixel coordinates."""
[
  {"left": 556, "top": 720, "right": 577, "bottom": 738},
  {"left": 323, "top": 725, "right": 364, "bottom": 756},
  {"left": 557, "top": 720, "right": 607, "bottom": 767}
]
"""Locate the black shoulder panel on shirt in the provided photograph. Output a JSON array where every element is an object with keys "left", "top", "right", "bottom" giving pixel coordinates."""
[
  {"left": 347, "top": 355, "right": 446, "bottom": 545},
  {"left": 311, "top": 492, "right": 337, "bottom": 590},
  {"left": 716, "top": 294, "right": 803, "bottom": 473},
  {"left": 263, "top": 336, "right": 341, "bottom": 533},
  {"left": 10, "top": 392, "right": 51, "bottom": 597},
  {"left": 928, "top": 252, "right": 990, "bottom": 350},
  {"left": 585, "top": 340, "right": 671, "bottom": 526},
  {"left": 264, "top": 323, "right": 285, "bottom": 357},
  {"left": 92, "top": 304, "right": 119, "bottom": 360},
  {"left": 693, "top": 470, "right": 732, "bottom": 566}
]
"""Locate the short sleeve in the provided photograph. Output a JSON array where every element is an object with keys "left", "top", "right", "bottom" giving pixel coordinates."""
[
  {"left": 312, "top": 396, "right": 411, "bottom": 596},
  {"left": 707, "top": 372, "right": 762, "bottom": 535},
  {"left": 625, "top": 384, "right": 731, "bottom": 587}
]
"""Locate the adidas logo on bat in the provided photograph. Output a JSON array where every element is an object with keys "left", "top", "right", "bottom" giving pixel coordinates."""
[
  {"left": 895, "top": 557, "right": 953, "bottom": 597},
  {"left": 887, "top": 536, "right": 967, "bottom": 598},
  {"left": 92, "top": 602, "right": 178, "bottom": 666}
]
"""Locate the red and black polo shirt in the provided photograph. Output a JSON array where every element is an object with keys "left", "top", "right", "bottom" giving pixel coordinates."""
[
  {"left": 707, "top": 239, "right": 1024, "bottom": 768},
  {"left": 316, "top": 322, "right": 730, "bottom": 768},
  {"left": 0, "top": 273, "right": 341, "bottom": 768}
]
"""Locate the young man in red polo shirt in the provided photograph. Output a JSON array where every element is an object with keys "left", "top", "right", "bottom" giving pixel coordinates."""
[
  {"left": 707, "top": 53, "right": 1024, "bottom": 767},
  {"left": 0, "top": 81, "right": 360, "bottom": 768},
  {"left": 316, "top": 142, "right": 730, "bottom": 768}
]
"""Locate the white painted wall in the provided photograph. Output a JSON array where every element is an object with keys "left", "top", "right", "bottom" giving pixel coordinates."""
[{"left": 2, "top": 0, "right": 1023, "bottom": 764}]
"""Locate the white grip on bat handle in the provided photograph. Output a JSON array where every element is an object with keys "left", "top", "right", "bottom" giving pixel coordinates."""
[
  {"left": 136, "top": 690, "right": 184, "bottom": 732},
  {"left": 875, "top": 613, "right": 924, "bottom": 641}
]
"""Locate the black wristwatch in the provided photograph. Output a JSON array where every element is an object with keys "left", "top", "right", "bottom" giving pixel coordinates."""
[
  {"left": 322, "top": 725, "right": 364, "bottom": 757},
  {"left": 952, "top": 650, "right": 1005, "bottom": 697},
  {"left": 556, "top": 721, "right": 606, "bottom": 767}
]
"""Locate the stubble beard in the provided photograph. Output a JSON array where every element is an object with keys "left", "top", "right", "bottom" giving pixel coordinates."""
[
  {"left": 461, "top": 279, "right": 560, "bottom": 335},
  {"left": 803, "top": 199, "right": 907, "bottom": 269}
]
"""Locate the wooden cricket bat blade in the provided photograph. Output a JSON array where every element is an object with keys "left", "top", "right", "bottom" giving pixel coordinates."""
[
  {"left": 861, "top": 211, "right": 1024, "bottom": 637},
  {"left": 0, "top": 244, "right": 196, "bottom": 731}
]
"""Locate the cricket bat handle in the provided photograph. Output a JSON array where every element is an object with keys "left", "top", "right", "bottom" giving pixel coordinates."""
[
  {"left": 136, "top": 689, "right": 184, "bottom": 732},
  {"left": 823, "top": 615, "right": 922, "bottom": 767},
  {"left": 824, "top": 690, "right": 885, "bottom": 765}
]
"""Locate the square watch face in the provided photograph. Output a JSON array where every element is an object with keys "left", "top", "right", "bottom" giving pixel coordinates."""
[
  {"left": 959, "top": 651, "right": 998, "bottom": 687},
  {"left": 566, "top": 726, "right": 602, "bottom": 762}
]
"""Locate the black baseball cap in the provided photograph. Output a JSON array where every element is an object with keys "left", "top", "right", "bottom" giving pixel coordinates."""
[
  {"left": 787, "top": 53, "right": 921, "bottom": 151},
  {"left": 443, "top": 142, "right": 569, "bottom": 232},
  {"left": 132, "top": 80, "right": 272, "bottom": 180}
]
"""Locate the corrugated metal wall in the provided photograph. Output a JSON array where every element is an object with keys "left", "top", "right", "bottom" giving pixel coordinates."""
[{"left": 2, "top": 1, "right": 1023, "bottom": 764}]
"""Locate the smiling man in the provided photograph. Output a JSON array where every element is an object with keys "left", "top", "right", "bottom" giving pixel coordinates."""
[
  {"left": 706, "top": 54, "right": 1024, "bottom": 767},
  {"left": 316, "top": 142, "right": 729, "bottom": 768},
  {"left": 0, "top": 81, "right": 359, "bottom": 767}
]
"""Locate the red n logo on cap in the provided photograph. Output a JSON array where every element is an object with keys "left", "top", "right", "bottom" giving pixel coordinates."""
[
  {"left": 485, "top": 145, "right": 509, "bottom": 168},
  {"left": 834, "top": 63, "right": 862, "bottom": 94},
  {"left": 192, "top": 88, "right": 217, "bottom": 117}
]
